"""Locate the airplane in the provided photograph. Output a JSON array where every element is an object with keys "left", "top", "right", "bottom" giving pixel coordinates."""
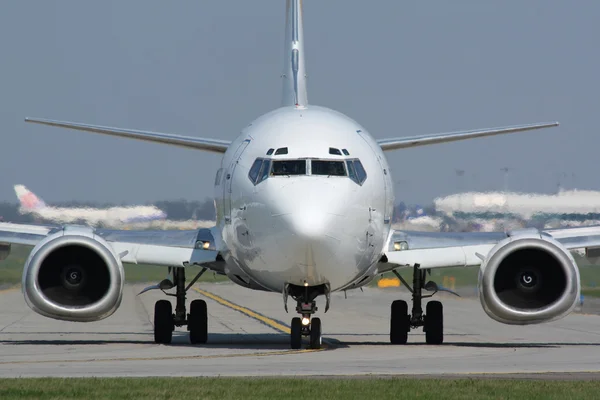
[
  {"left": 14, "top": 184, "right": 167, "bottom": 227},
  {"left": 0, "top": 1, "right": 596, "bottom": 350}
]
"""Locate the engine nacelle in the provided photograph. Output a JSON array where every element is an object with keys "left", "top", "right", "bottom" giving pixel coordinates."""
[
  {"left": 478, "top": 232, "right": 580, "bottom": 325},
  {"left": 22, "top": 226, "right": 124, "bottom": 322}
]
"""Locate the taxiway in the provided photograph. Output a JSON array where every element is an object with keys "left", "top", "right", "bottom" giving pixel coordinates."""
[{"left": 1, "top": 283, "right": 600, "bottom": 378}]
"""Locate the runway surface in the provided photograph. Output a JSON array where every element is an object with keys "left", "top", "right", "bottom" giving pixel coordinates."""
[{"left": 1, "top": 283, "right": 600, "bottom": 378}]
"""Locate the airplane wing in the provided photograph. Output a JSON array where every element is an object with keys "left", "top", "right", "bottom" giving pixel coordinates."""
[
  {"left": 377, "top": 122, "right": 559, "bottom": 151},
  {"left": 0, "top": 222, "right": 225, "bottom": 273},
  {"left": 379, "top": 226, "right": 600, "bottom": 273},
  {"left": 24, "top": 118, "right": 231, "bottom": 154}
]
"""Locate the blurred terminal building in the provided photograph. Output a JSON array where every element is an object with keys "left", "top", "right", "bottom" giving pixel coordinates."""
[
  {"left": 394, "top": 189, "right": 600, "bottom": 233},
  {"left": 433, "top": 189, "right": 600, "bottom": 232}
]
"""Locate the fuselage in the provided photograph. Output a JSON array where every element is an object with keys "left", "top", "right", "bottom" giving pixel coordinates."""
[{"left": 214, "top": 105, "right": 394, "bottom": 292}]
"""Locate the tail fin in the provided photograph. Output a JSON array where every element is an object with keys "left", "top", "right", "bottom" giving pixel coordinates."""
[
  {"left": 14, "top": 185, "right": 46, "bottom": 210},
  {"left": 281, "top": 0, "right": 308, "bottom": 108}
]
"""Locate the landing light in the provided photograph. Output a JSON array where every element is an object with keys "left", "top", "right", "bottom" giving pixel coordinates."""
[
  {"left": 196, "top": 241, "right": 211, "bottom": 250},
  {"left": 301, "top": 317, "right": 310, "bottom": 326},
  {"left": 394, "top": 241, "right": 409, "bottom": 251}
]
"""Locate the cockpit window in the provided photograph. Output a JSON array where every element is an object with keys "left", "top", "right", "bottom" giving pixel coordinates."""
[
  {"left": 271, "top": 160, "right": 306, "bottom": 176},
  {"left": 274, "top": 147, "right": 288, "bottom": 155},
  {"left": 248, "top": 158, "right": 272, "bottom": 185},
  {"left": 258, "top": 159, "right": 271, "bottom": 184},
  {"left": 347, "top": 159, "right": 367, "bottom": 185},
  {"left": 248, "top": 159, "right": 263, "bottom": 184},
  {"left": 346, "top": 160, "right": 357, "bottom": 182},
  {"left": 329, "top": 147, "right": 342, "bottom": 156},
  {"left": 249, "top": 157, "right": 364, "bottom": 184},
  {"left": 311, "top": 160, "right": 346, "bottom": 176}
]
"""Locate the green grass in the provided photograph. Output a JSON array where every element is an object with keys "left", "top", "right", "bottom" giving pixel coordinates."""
[
  {"left": 581, "top": 288, "right": 600, "bottom": 298},
  {"left": 371, "top": 268, "right": 478, "bottom": 290},
  {"left": 0, "top": 377, "right": 599, "bottom": 400},
  {"left": 0, "top": 244, "right": 229, "bottom": 286}
]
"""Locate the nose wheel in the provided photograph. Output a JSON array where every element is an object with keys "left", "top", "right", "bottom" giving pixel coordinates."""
[
  {"left": 285, "top": 283, "right": 329, "bottom": 350},
  {"left": 309, "top": 317, "right": 322, "bottom": 349},
  {"left": 290, "top": 313, "right": 322, "bottom": 349},
  {"left": 291, "top": 317, "right": 302, "bottom": 349},
  {"left": 389, "top": 264, "right": 456, "bottom": 345},
  {"left": 290, "top": 299, "right": 322, "bottom": 349}
]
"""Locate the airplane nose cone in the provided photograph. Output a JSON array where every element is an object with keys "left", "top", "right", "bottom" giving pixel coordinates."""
[
  {"left": 284, "top": 207, "right": 331, "bottom": 239},
  {"left": 266, "top": 178, "right": 366, "bottom": 287},
  {"left": 275, "top": 208, "right": 339, "bottom": 285}
]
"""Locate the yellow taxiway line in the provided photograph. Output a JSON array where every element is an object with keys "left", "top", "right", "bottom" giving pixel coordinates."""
[
  {"left": 194, "top": 287, "right": 333, "bottom": 349},
  {"left": 0, "top": 286, "right": 326, "bottom": 366},
  {"left": 194, "top": 288, "right": 291, "bottom": 334}
]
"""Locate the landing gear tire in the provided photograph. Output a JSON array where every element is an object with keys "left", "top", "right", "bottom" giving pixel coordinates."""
[
  {"left": 390, "top": 300, "right": 409, "bottom": 344},
  {"left": 424, "top": 300, "right": 443, "bottom": 345},
  {"left": 188, "top": 299, "right": 208, "bottom": 344},
  {"left": 291, "top": 317, "right": 302, "bottom": 349},
  {"left": 154, "top": 300, "right": 174, "bottom": 344},
  {"left": 309, "top": 317, "right": 322, "bottom": 349}
]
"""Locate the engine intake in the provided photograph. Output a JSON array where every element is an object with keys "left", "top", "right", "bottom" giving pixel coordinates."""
[
  {"left": 23, "top": 228, "right": 124, "bottom": 322},
  {"left": 479, "top": 234, "right": 580, "bottom": 325},
  {"left": 38, "top": 245, "right": 111, "bottom": 307}
]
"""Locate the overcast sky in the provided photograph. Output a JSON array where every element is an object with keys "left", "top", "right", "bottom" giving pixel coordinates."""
[{"left": 0, "top": 1, "right": 598, "bottom": 205}]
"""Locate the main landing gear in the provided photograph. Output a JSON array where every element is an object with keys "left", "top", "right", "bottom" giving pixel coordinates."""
[
  {"left": 389, "top": 263, "right": 459, "bottom": 345},
  {"left": 284, "top": 283, "right": 330, "bottom": 350},
  {"left": 141, "top": 267, "right": 209, "bottom": 345}
]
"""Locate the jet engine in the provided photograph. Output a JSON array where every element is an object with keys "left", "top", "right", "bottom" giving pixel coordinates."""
[
  {"left": 22, "top": 226, "right": 124, "bottom": 322},
  {"left": 478, "top": 232, "right": 580, "bottom": 325}
]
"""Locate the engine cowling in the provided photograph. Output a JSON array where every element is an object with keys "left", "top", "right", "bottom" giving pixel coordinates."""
[
  {"left": 478, "top": 232, "right": 580, "bottom": 325},
  {"left": 22, "top": 226, "right": 124, "bottom": 322}
]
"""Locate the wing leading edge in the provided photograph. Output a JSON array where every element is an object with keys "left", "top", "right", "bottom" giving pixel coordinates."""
[
  {"left": 380, "top": 226, "right": 600, "bottom": 273},
  {"left": 377, "top": 122, "right": 559, "bottom": 151},
  {"left": 0, "top": 222, "right": 225, "bottom": 273},
  {"left": 24, "top": 118, "right": 231, "bottom": 154}
]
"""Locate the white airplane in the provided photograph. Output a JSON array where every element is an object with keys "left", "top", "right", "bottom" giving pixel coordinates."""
[
  {"left": 0, "top": 1, "right": 595, "bottom": 350},
  {"left": 14, "top": 184, "right": 167, "bottom": 227}
]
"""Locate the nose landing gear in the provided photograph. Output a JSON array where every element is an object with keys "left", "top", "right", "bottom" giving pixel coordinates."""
[
  {"left": 290, "top": 301, "right": 321, "bottom": 349},
  {"left": 284, "top": 283, "right": 329, "bottom": 349},
  {"left": 389, "top": 263, "right": 459, "bottom": 345}
]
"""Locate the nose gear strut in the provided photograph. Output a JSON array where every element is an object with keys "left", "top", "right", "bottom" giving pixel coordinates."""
[{"left": 284, "top": 283, "right": 329, "bottom": 349}]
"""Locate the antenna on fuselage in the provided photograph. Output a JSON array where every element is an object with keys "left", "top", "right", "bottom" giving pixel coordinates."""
[{"left": 281, "top": 0, "right": 308, "bottom": 108}]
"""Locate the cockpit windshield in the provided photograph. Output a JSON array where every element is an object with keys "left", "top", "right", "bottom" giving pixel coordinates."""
[
  {"left": 271, "top": 160, "right": 307, "bottom": 176},
  {"left": 311, "top": 160, "right": 346, "bottom": 176},
  {"left": 248, "top": 155, "right": 366, "bottom": 185}
]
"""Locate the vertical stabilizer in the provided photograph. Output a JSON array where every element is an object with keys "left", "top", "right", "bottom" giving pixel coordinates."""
[
  {"left": 281, "top": 0, "right": 308, "bottom": 108},
  {"left": 14, "top": 185, "right": 46, "bottom": 211}
]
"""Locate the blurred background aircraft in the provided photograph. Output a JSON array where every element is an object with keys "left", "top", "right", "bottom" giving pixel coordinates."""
[{"left": 14, "top": 184, "right": 167, "bottom": 227}]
